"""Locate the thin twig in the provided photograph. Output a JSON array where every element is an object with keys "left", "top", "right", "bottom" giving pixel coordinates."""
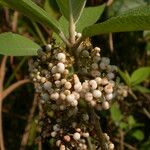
[
  {"left": 143, "top": 108, "right": 150, "bottom": 119},
  {"left": 109, "top": 33, "right": 114, "bottom": 52},
  {"left": 12, "top": 11, "right": 19, "bottom": 32},
  {"left": 20, "top": 93, "right": 39, "bottom": 150},
  {"left": 120, "top": 130, "right": 124, "bottom": 150},
  {"left": 90, "top": 107, "right": 108, "bottom": 150},
  {"left": 114, "top": 138, "right": 137, "bottom": 150},
  {"left": 32, "top": 22, "right": 47, "bottom": 45},
  {"left": 0, "top": 56, "right": 8, "bottom": 150},
  {"left": 2, "top": 79, "right": 30, "bottom": 100},
  {"left": 5, "top": 57, "right": 28, "bottom": 88}
]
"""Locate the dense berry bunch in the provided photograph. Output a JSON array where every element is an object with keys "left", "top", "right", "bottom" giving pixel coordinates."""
[{"left": 29, "top": 40, "right": 127, "bottom": 149}]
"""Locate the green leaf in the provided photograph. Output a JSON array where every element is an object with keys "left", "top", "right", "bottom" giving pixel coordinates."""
[
  {"left": 83, "top": 5, "right": 150, "bottom": 37},
  {"left": 76, "top": 4, "right": 105, "bottom": 32},
  {"left": 132, "top": 130, "right": 144, "bottom": 141},
  {"left": 127, "top": 116, "right": 136, "bottom": 127},
  {"left": 118, "top": 69, "right": 131, "bottom": 86},
  {"left": 110, "top": 102, "right": 123, "bottom": 123},
  {"left": 44, "top": 0, "right": 60, "bottom": 20},
  {"left": 130, "top": 67, "right": 150, "bottom": 85},
  {"left": 28, "top": 120, "right": 37, "bottom": 145},
  {"left": 0, "top": 32, "right": 40, "bottom": 56},
  {"left": 53, "top": 4, "right": 106, "bottom": 44},
  {"left": 108, "top": 0, "right": 146, "bottom": 17},
  {"left": 133, "top": 85, "right": 150, "bottom": 93},
  {"left": 56, "top": 0, "right": 86, "bottom": 23},
  {"left": 119, "top": 122, "right": 128, "bottom": 130},
  {"left": 2, "top": 0, "right": 61, "bottom": 34}
]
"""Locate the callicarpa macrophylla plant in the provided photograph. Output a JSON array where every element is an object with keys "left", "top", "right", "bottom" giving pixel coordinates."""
[{"left": 0, "top": 0, "right": 150, "bottom": 150}]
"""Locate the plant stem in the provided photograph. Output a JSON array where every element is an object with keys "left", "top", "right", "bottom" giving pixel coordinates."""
[
  {"left": 0, "top": 56, "right": 7, "bottom": 150},
  {"left": 32, "top": 22, "right": 47, "bottom": 45},
  {"left": 90, "top": 107, "right": 108, "bottom": 150},
  {"left": 20, "top": 93, "right": 38, "bottom": 150},
  {"left": 59, "top": 32, "right": 71, "bottom": 47},
  {"left": 5, "top": 57, "right": 28, "bottom": 88},
  {"left": 69, "top": 0, "right": 75, "bottom": 44},
  {"left": 2, "top": 79, "right": 30, "bottom": 100}
]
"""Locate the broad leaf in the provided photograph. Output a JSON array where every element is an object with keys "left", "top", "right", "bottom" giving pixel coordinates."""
[
  {"left": 83, "top": 5, "right": 150, "bottom": 37},
  {"left": 127, "top": 116, "right": 136, "bottom": 127},
  {"left": 110, "top": 102, "right": 123, "bottom": 123},
  {"left": 56, "top": 0, "right": 86, "bottom": 23},
  {"left": 76, "top": 4, "right": 105, "bottom": 32},
  {"left": 53, "top": 4, "right": 106, "bottom": 44},
  {"left": 108, "top": 0, "right": 146, "bottom": 17},
  {"left": 44, "top": 0, "right": 60, "bottom": 20},
  {"left": 0, "top": 32, "right": 40, "bottom": 56},
  {"left": 130, "top": 67, "right": 150, "bottom": 85},
  {"left": 133, "top": 85, "right": 150, "bottom": 93},
  {"left": 2, "top": 0, "right": 61, "bottom": 34},
  {"left": 132, "top": 130, "right": 144, "bottom": 141}
]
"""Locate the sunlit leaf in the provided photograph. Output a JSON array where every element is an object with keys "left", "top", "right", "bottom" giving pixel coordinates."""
[
  {"left": 131, "top": 67, "right": 150, "bottom": 85},
  {"left": 83, "top": 6, "right": 150, "bottom": 37},
  {"left": 0, "top": 32, "right": 40, "bottom": 56}
]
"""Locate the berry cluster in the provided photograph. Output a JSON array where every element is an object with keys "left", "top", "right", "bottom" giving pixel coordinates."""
[{"left": 29, "top": 41, "right": 124, "bottom": 149}]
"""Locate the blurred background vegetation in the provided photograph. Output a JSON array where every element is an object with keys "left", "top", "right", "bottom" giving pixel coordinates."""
[{"left": 0, "top": 0, "right": 150, "bottom": 149}]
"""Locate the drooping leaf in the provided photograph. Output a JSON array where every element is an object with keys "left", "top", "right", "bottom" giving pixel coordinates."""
[
  {"left": 132, "top": 130, "right": 144, "bottom": 141},
  {"left": 83, "top": 5, "right": 150, "bottom": 37},
  {"left": 44, "top": 0, "right": 60, "bottom": 20},
  {"left": 130, "top": 67, "right": 150, "bottom": 85},
  {"left": 56, "top": 0, "right": 86, "bottom": 23},
  {"left": 133, "top": 85, "right": 150, "bottom": 93},
  {"left": 2, "top": 0, "right": 61, "bottom": 34},
  {"left": 108, "top": 0, "right": 146, "bottom": 17},
  {"left": 110, "top": 102, "right": 123, "bottom": 123},
  {"left": 118, "top": 69, "right": 131, "bottom": 86},
  {"left": 0, "top": 32, "right": 40, "bottom": 56}
]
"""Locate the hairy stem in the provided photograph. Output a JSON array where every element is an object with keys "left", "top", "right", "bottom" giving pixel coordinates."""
[{"left": 69, "top": 1, "right": 75, "bottom": 44}]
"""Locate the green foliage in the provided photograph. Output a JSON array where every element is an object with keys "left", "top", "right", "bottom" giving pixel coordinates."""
[
  {"left": 76, "top": 4, "right": 105, "bottom": 33},
  {"left": 118, "top": 69, "right": 131, "bottom": 86},
  {"left": 54, "top": 4, "right": 105, "bottom": 43},
  {"left": 2, "top": 0, "right": 61, "bottom": 34},
  {"left": 130, "top": 67, "right": 150, "bottom": 85},
  {"left": 133, "top": 85, "right": 150, "bottom": 94},
  {"left": 56, "top": 0, "right": 86, "bottom": 23},
  {"left": 131, "top": 130, "right": 144, "bottom": 141},
  {"left": 110, "top": 102, "right": 123, "bottom": 123},
  {"left": 28, "top": 120, "right": 37, "bottom": 146},
  {"left": 83, "top": 6, "right": 150, "bottom": 37},
  {"left": 44, "top": 0, "right": 60, "bottom": 19},
  {"left": 108, "top": 0, "right": 146, "bottom": 17},
  {"left": 0, "top": 32, "right": 40, "bottom": 56},
  {"left": 118, "top": 67, "right": 150, "bottom": 94}
]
